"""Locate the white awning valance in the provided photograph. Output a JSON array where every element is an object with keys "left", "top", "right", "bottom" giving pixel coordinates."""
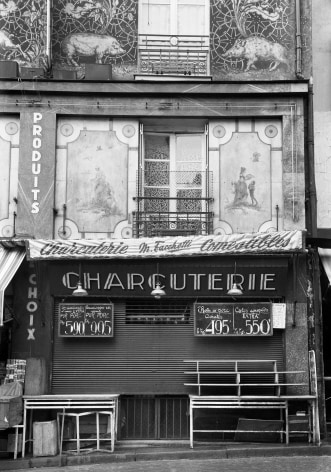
[
  {"left": 319, "top": 248, "right": 331, "bottom": 286},
  {"left": 27, "top": 231, "right": 304, "bottom": 261},
  {"left": 0, "top": 247, "right": 25, "bottom": 326}
]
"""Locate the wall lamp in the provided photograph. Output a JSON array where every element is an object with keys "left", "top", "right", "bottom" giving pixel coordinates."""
[
  {"left": 151, "top": 263, "right": 166, "bottom": 299},
  {"left": 72, "top": 263, "right": 88, "bottom": 297},
  {"left": 227, "top": 262, "right": 243, "bottom": 297}
]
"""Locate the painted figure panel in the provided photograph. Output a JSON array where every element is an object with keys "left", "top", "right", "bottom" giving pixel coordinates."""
[
  {"left": 220, "top": 132, "right": 273, "bottom": 233},
  {"left": 66, "top": 130, "right": 128, "bottom": 233}
]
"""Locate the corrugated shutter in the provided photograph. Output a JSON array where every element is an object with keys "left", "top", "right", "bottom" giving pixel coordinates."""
[{"left": 51, "top": 300, "right": 284, "bottom": 395}]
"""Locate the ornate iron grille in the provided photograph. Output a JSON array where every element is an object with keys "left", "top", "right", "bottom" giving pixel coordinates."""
[
  {"left": 138, "top": 34, "right": 209, "bottom": 76},
  {"left": 133, "top": 170, "right": 213, "bottom": 238}
]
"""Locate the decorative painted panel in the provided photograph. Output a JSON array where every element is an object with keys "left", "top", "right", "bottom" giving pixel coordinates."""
[
  {"left": 67, "top": 130, "right": 128, "bottom": 233},
  {"left": 55, "top": 118, "right": 138, "bottom": 239},
  {"left": 220, "top": 130, "right": 272, "bottom": 233},
  {"left": 210, "top": 0, "right": 295, "bottom": 80},
  {"left": 0, "top": 116, "right": 19, "bottom": 237},
  {"left": 0, "top": 1, "right": 47, "bottom": 68},
  {"left": 52, "top": 0, "right": 137, "bottom": 79},
  {"left": 209, "top": 119, "right": 295, "bottom": 234}
]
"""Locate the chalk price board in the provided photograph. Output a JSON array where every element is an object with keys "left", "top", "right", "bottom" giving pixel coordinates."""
[
  {"left": 59, "top": 303, "right": 114, "bottom": 337},
  {"left": 194, "top": 302, "right": 272, "bottom": 337}
]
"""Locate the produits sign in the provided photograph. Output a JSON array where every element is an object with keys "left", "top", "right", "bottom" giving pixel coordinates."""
[
  {"left": 27, "top": 231, "right": 303, "bottom": 260},
  {"left": 194, "top": 302, "right": 272, "bottom": 336}
]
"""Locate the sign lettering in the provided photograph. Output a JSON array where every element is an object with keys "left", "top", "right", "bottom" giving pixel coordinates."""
[
  {"left": 58, "top": 303, "right": 114, "bottom": 337},
  {"left": 194, "top": 302, "right": 273, "bottom": 336},
  {"left": 28, "top": 231, "right": 304, "bottom": 260}
]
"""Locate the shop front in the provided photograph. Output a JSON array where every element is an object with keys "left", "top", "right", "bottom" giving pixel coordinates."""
[{"left": 21, "top": 231, "right": 308, "bottom": 441}]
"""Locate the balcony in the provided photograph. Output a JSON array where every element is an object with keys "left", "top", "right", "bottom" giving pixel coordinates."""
[
  {"left": 132, "top": 208, "right": 213, "bottom": 238},
  {"left": 133, "top": 170, "right": 213, "bottom": 238},
  {"left": 138, "top": 34, "right": 209, "bottom": 77}
]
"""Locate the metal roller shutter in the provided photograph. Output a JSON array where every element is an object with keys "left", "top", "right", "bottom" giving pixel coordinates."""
[{"left": 51, "top": 300, "right": 284, "bottom": 394}]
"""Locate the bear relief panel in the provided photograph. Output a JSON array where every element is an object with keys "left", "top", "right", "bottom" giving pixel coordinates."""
[
  {"left": 219, "top": 124, "right": 282, "bottom": 234},
  {"left": 65, "top": 130, "right": 128, "bottom": 234}
]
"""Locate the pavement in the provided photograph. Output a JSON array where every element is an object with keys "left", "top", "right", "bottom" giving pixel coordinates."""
[{"left": 2, "top": 440, "right": 331, "bottom": 471}]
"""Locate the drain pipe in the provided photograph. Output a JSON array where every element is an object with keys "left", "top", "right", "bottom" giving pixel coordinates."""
[
  {"left": 307, "top": 77, "right": 318, "bottom": 238},
  {"left": 46, "top": 0, "right": 52, "bottom": 70},
  {"left": 295, "top": 0, "right": 303, "bottom": 78}
]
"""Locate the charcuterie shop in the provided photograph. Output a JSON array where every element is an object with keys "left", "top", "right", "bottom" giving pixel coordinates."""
[{"left": 0, "top": 231, "right": 316, "bottom": 446}]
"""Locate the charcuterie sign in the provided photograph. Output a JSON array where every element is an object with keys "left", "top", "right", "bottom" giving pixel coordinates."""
[
  {"left": 59, "top": 303, "right": 114, "bottom": 337},
  {"left": 194, "top": 302, "right": 272, "bottom": 336}
]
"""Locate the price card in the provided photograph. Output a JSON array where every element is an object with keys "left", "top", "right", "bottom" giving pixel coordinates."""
[
  {"left": 194, "top": 302, "right": 272, "bottom": 336},
  {"left": 272, "top": 303, "right": 286, "bottom": 329},
  {"left": 58, "top": 303, "right": 114, "bottom": 337}
]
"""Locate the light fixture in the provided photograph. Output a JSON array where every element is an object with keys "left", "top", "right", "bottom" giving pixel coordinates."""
[
  {"left": 151, "top": 281, "right": 166, "bottom": 299},
  {"left": 72, "top": 263, "right": 88, "bottom": 297},
  {"left": 151, "top": 263, "right": 166, "bottom": 299},
  {"left": 227, "top": 262, "right": 243, "bottom": 297}
]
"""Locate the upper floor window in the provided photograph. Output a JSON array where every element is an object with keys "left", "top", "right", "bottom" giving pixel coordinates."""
[
  {"left": 139, "top": 0, "right": 209, "bottom": 36},
  {"left": 138, "top": 0, "right": 210, "bottom": 77},
  {"left": 133, "top": 126, "right": 213, "bottom": 237}
]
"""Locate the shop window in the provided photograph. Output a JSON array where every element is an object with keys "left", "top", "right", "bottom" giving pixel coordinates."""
[{"left": 126, "top": 299, "right": 191, "bottom": 324}]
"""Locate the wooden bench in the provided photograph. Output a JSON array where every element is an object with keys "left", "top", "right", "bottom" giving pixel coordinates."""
[
  {"left": 184, "top": 355, "right": 319, "bottom": 447},
  {"left": 22, "top": 394, "right": 119, "bottom": 457}
]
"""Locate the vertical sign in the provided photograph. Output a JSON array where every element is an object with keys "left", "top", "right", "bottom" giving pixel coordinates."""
[{"left": 17, "top": 111, "right": 56, "bottom": 238}]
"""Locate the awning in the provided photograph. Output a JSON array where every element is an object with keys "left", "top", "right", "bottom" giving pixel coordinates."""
[
  {"left": 318, "top": 247, "right": 331, "bottom": 284},
  {"left": 27, "top": 230, "right": 304, "bottom": 260},
  {"left": 0, "top": 246, "right": 25, "bottom": 326}
]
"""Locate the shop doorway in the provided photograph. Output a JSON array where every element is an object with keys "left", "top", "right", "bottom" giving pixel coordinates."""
[{"left": 119, "top": 396, "right": 189, "bottom": 440}]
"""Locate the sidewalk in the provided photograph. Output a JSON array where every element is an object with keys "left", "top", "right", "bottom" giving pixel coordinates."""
[{"left": 1, "top": 440, "right": 331, "bottom": 470}]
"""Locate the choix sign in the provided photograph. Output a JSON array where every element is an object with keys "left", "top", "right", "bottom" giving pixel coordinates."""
[{"left": 31, "top": 112, "right": 43, "bottom": 214}]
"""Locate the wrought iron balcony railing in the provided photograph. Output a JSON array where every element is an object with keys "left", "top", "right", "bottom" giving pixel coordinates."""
[
  {"left": 138, "top": 34, "right": 209, "bottom": 76},
  {"left": 132, "top": 200, "right": 214, "bottom": 238}
]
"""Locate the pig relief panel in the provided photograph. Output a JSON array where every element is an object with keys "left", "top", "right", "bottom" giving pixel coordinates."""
[
  {"left": 52, "top": 0, "right": 137, "bottom": 79},
  {"left": 210, "top": 0, "right": 295, "bottom": 80},
  {"left": 0, "top": 1, "right": 47, "bottom": 70}
]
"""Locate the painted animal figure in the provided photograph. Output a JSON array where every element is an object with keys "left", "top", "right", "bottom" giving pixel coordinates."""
[
  {"left": 0, "top": 29, "right": 25, "bottom": 59},
  {"left": 62, "top": 33, "right": 125, "bottom": 67},
  {"left": 223, "top": 36, "right": 288, "bottom": 72}
]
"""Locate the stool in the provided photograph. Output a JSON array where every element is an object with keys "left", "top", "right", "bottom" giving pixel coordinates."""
[
  {"left": 12, "top": 424, "right": 24, "bottom": 459},
  {"left": 57, "top": 411, "right": 114, "bottom": 454}
]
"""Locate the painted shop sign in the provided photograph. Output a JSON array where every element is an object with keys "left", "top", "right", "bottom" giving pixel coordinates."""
[
  {"left": 28, "top": 231, "right": 303, "bottom": 260},
  {"left": 50, "top": 259, "right": 289, "bottom": 297},
  {"left": 194, "top": 302, "right": 272, "bottom": 337},
  {"left": 58, "top": 303, "right": 114, "bottom": 338},
  {"left": 31, "top": 112, "right": 43, "bottom": 214}
]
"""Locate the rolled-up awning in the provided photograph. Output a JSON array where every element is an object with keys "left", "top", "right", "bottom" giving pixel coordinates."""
[
  {"left": 318, "top": 248, "right": 331, "bottom": 285},
  {"left": 0, "top": 246, "right": 25, "bottom": 326}
]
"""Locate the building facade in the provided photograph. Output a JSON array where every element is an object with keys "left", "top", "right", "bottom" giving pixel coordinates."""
[
  {"left": 0, "top": 0, "right": 323, "bottom": 442},
  {"left": 312, "top": 0, "right": 331, "bottom": 435}
]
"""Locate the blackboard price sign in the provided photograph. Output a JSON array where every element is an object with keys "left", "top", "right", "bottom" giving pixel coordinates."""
[
  {"left": 194, "top": 302, "right": 272, "bottom": 337},
  {"left": 59, "top": 303, "right": 114, "bottom": 337}
]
